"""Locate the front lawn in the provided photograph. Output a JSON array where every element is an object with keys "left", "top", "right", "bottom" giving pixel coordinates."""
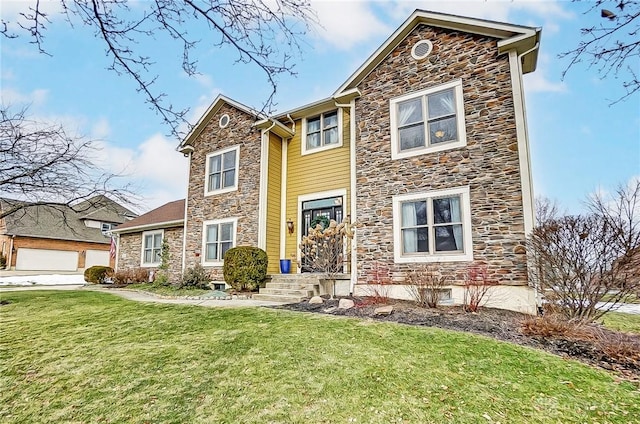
[
  {"left": 125, "top": 282, "right": 212, "bottom": 297},
  {"left": 1, "top": 291, "right": 638, "bottom": 423},
  {"left": 603, "top": 312, "right": 640, "bottom": 334}
]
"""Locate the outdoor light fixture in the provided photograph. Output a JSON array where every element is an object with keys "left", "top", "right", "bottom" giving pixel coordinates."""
[{"left": 286, "top": 219, "right": 294, "bottom": 235}]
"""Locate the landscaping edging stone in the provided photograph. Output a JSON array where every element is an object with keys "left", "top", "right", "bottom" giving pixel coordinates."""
[{"left": 101, "top": 287, "right": 253, "bottom": 301}]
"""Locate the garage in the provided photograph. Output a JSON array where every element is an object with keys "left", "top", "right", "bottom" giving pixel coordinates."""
[
  {"left": 15, "top": 248, "right": 79, "bottom": 271},
  {"left": 85, "top": 250, "right": 110, "bottom": 268}
]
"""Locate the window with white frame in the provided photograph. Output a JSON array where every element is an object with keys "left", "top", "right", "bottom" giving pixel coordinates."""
[
  {"left": 202, "top": 218, "right": 237, "bottom": 265},
  {"left": 390, "top": 80, "right": 466, "bottom": 159},
  {"left": 303, "top": 110, "right": 341, "bottom": 154},
  {"left": 392, "top": 187, "right": 473, "bottom": 263},
  {"left": 205, "top": 146, "right": 239, "bottom": 196},
  {"left": 142, "top": 230, "right": 163, "bottom": 266},
  {"left": 101, "top": 223, "right": 114, "bottom": 234}
]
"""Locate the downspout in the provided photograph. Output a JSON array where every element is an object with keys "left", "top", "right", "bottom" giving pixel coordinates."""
[
  {"left": 181, "top": 150, "right": 193, "bottom": 272},
  {"left": 258, "top": 121, "right": 277, "bottom": 250},
  {"left": 286, "top": 114, "right": 295, "bottom": 133},
  {"left": 335, "top": 99, "right": 358, "bottom": 294},
  {"left": 114, "top": 233, "right": 120, "bottom": 271}
]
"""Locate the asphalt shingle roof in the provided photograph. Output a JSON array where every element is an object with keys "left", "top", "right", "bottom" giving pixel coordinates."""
[{"left": 113, "top": 199, "right": 185, "bottom": 232}]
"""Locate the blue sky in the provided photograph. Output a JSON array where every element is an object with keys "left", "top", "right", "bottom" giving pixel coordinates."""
[{"left": 1, "top": 0, "right": 638, "bottom": 213}]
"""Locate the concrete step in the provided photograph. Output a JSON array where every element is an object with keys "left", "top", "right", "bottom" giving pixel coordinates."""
[
  {"left": 265, "top": 282, "right": 318, "bottom": 291},
  {"left": 252, "top": 293, "right": 302, "bottom": 303},
  {"left": 259, "top": 288, "right": 315, "bottom": 297}
]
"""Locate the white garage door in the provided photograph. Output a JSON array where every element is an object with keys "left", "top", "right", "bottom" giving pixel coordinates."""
[
  {"left": 15, "top": 248, "right": 79, "bottom": 271},
  {"left": 85, "top": 250, "right": 110, "bottom": 268}
]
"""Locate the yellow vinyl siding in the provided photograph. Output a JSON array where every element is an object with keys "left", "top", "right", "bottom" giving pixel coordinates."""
[
  {"left": 285, "top": 107, "right": 351, "bottom": 269},
  {"left": 266, "top": 132, "right": 282, "bottom": 274}
]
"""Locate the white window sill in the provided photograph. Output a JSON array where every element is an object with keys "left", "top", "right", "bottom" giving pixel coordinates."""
[
  {"left": 204, "top": 186, "right": 238, "bottom": 197},
  {"left": 392, "top": 139, "right": 466, "bottom": 160},
  {"left": 301, "top": 141, "right": 343, "bottom": 156},
  {"left": 394, "top": 252, "right": 473, "bottom": 263},
  {"left": 141, "top": 262, "right": 161, "bottom": 268}
]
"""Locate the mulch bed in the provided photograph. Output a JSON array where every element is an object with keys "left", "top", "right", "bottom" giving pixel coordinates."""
[{"left": 274, "top": 297, "right": 640, "bottom": 383}]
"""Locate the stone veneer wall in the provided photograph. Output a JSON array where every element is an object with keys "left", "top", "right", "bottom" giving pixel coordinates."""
[
  {"left": 184, "top": 103, "right": 262, "bottom": 280},
  {"left": 117, "top": 226, "right": 184, "bottom": 283},
  {"left": 355, "top": 24, "right": 529, "bottom": 286}
]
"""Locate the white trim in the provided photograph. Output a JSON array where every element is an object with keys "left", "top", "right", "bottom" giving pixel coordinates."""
[
  {"left": 182, "top": 152, "right": 192, "bottom": 272},
  {"left": 140, "top": 229, "right": 164, "bottom": 267},
  {"left": 258, "top": 129, "right": 270, "bottom": 250},
  {"left": 219, "top": 114, "right": 230, "bottom": 128},
  {"left": 508, "top": 50, "right": 535, "bottom": 233},
  {"left": 280, "top": 140, "right": 288, "bottom": 260},
  {"left": 392, "top": 186, "right": 473, "bottom": 263},
  {"left": 204, "top": 145, "right": 240, "bottom": 197},
  {"left": 334, "top": 9, "right": 539, "bottom": 95},
  {"left": 297, "top": 189, "right": 348, "bottom": 267},
  {"left": 411, "top": 39, "right": 433, "bottom": 60},
  {"left": 112, "top": 219, "right": 184, "bottom": 235},
  {"left": 301, "top": 109, "right": 343, "bottom": 156},
  {"left": 349, "top": 98, "right": 358, "bottom": 294},
  {"left": 390, "top": 79, "right": 467, "bottom": 160},
  {"left": 201, "top": 217, "right": 238, "bottom": 267}
]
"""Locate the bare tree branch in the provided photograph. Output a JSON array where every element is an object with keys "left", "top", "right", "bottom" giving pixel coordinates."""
[
  {"left": 1, "top": 0, "right": 317, "bottom": 138},
  {"left": 0, "top": 105, "right": 137, "bottom": 219},
  {"left": 561, "top": 0, "right": 640, "bottom": 103}
]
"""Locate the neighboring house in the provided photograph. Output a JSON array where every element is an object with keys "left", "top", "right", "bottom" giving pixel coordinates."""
[
  {"left": 0, "top": 195, "right": 136, "bottom": 272},
  {"left": 111, "top": 199, "right": 185, "bottom": 282},
  {"left": 117, "top": 10, "right": 542, "bottom": 313}
]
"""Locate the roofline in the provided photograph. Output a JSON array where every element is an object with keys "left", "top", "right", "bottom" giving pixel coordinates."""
[
  {"left": 5, "top": 233, "right": 109, "bottom": 245},
  {"left": 254, "top": 118, "right": 295, "bottom": 138},
  {"left": 111, "top": 219, "right": 185, "bottom": 234},
  {"left": 334, "top": 9, "right": 541, "bottom": 95},
  {"left": 178, "top": 95, "right": 267, "bottom": 152}
]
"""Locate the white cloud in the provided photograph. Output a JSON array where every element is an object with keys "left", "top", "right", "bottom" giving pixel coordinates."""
[
  {"left": 0, "top": 0, "right": 65, "bottom": 33},
  {"left": 0, "top": 87, "right": 49, "bottom": 107},
  {"left": 309, "top": 0, "right": 390, "bottom": 50},
  {"left": 523, "top": 53, "right": 567, "bottom": 94},
  {"left": 91, "top": 117, "right": 111, "bottom": 139}
]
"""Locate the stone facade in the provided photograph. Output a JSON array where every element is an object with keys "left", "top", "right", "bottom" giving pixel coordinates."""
[
  {"left": 355, "top": 25, "right": 528, "bottom": 286},
  {"left": 184, "top": 103, "right": 262, "bottom": 280},
  {"left": 117, "top": 226, "right": 184, "bottom": 283}
]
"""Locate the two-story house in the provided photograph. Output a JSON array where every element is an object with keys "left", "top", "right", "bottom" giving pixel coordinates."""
[{"left": 116, "top": 9, "right": 541, "bottom": 313}]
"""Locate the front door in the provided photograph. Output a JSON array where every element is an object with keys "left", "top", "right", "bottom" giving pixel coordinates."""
[{"left": 301, "top": 196, "right": 343, "bottom": 272}]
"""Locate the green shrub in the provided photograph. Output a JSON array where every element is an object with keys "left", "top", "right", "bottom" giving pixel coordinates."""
[
  {"left": 223, "top": 246, "right": 268, "bottom": 292},
  {"left": 83, "top": 266, "right": 114, "bottom": 284},
  {"left": 112, "top": 268, "right": 149, "bottom": 285},
  {"left": 179, "top": 264, "right": 211, "bottom": 290}
]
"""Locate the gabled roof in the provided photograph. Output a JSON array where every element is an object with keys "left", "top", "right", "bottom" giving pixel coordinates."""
[
  {"left": 0, "top": 197, "right": 133, "bottom": 244},
  {"left": 112, "top": 199, "right": 185, "bottom": 234},
  {"left": 178, "top": 95, "right": 267, "bottom": 153},
  {"left": 74, "top": 194, "right": 137, "bottom": 224},
  {"left": 334, "top": 9, "right": 541, "bottom": 95}
]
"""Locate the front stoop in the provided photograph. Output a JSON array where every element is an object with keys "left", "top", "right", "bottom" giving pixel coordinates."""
[{"left": 252, "top": 274, "right": 321, "bottom": 303}]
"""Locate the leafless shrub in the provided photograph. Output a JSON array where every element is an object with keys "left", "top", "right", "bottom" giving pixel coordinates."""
[
  {"left": 529, "top": 181, "right": 640, "bottom": 322},
  {"left": 112, "top": 268, "right": 149, "bottom": 285},
  {"left": 462, "top": 263, "right": 496, "bottom": 313},
  {"left": 405, "top": 265, "right": 449, "bottom": 308},
  {"left": 300, "top": 218, "right": 354, "bottom": 298}
]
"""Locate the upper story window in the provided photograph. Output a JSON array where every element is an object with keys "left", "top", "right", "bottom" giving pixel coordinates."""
[
  {"left": 392, "top": 186, "right": 473, "bottom": 263},
  {"left": 141, "top": 230, "right": 163, "bottom": 267},
  {"left": 202, "top": 218, "right": 237, "bottom": 265},
  {"left": 101, "top": 223, "right": 114, "bottom": 234},
  {"left": 205, "top": 145, "right": 239, "bottom": 196},
  {"left": 390, "top": 80, "right": 466, "bottom": 160},
  {"left": 302, "top": 110, "right": 342, "bottom": 155}
]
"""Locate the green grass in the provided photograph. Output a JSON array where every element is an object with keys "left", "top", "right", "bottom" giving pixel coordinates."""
[
  {"left": 1, "top": 291, "right": 639, "bottom": 423},
  {"left": 602, "top": 312, "right": 640, "bottom": 334},
  {"left": 125, "top": 282, "right": 212, "bottom": 296}
]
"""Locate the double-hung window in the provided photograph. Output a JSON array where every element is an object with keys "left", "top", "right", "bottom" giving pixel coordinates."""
[
  {"left": 390, "top": 80, "right": 466, "bottom": 159},
  {"left": 141, "top": 230, "right": 163, "bottom": 266},
  {"left": 303, "top": 110, "right": 341, "bottom": 154},
  {"left": 202, "top": 218, "right": 237, "bottom": 265},
  {"left": 392, "top": 187, "right": 473, "bottom": 263},
  {"left": 205, "top": 146, "right": 239, "bottom": 196}
]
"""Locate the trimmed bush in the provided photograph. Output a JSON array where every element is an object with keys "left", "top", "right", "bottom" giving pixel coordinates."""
[
  {"left": 179, "top": 264, "right": 211, "bottom": 290},
  {"left": 112, "top": 268, "right": 149, "bottom": 285},
  {"left": 223, "top": 246, "right": 268, "bottom": 292},
  {"left": 83, "top": 266, "right": 113, "bottom": 284}
]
